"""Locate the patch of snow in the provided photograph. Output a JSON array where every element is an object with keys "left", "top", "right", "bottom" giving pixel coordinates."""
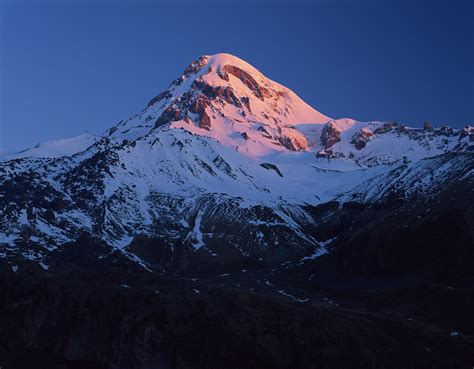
[
  {"left": 188, "top": 209, "right": 206, "bottom": 250},
  {"left": 277, "top": 290, "right": 309, "bottom": 303}
]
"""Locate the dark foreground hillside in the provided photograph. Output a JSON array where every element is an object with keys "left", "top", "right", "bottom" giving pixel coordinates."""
[
  {"left": 1, "top": 264, "right": 473, "bottom": 369},
  {"left": 1, "top": 184, "right": 473, "bottom": 369}
]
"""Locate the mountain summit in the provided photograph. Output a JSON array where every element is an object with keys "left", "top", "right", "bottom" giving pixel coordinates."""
[
  {"left": 106, "top": 53, "right": 331, "bottom": 154},
  {"left": 149, "top": 53, "right": 331, "bottom": 124}
]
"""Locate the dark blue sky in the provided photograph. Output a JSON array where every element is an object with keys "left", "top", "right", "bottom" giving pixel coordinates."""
[{"left": 1, "top": 0, "right": 472, "bottom": 151}]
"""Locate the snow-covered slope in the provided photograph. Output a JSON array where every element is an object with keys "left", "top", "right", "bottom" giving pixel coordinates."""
[
  {"left": 0, "top": 53, "right": 472, "bottom": 271},
  {"left": 0, "top": 133, "right": 98, "bottom": 160},
  {"left": 318, "top": 119, "right": 472, "bottom": 165}
]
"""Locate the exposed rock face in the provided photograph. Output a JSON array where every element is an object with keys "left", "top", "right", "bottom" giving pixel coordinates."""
[
  {"left": 192, "top": 79, "right": 241, "bottom": 107},
  {"left": 460, "top": 126, "right": 474, "bottom": 141},
  {"left": 147, "top": 90, "right": 172, "bottom": 108},
  {"left": 316, "top": 149, "right": 332, "bottom": 158},
  {"left": 218, "top": 64, "right": 270, "bottom": 101},
  {"left": 257, "top": 125, "right": 272, "bottom": 139},
  {"left": 212, "top": 155, "right": 236, "bottom": 178},
  {"left": 321, "top": 121, "right": 341, "bottom": 148},
  {"left": 278, "top": 133, "right": 308, "bottom": 151},
  {"left": 171, "top": 55, "right": 209, "bottom": 87},
  {"left": 373, "top": 122, "right": 398, "bottom": 135},
  {"left": 240, "top": 96, "right": 251, "bottom": 112},
  {"left": 351, "top": 128, "right": 373, "bottom": 150},
  {"left": 260, "top": 163, "right": 283, "bottom": 177},
  {"left": 316, "top": 149, "right": 343, "bottom": 159},
  {"left": 435, "top": 125, "right": 455, "bottom": 136},
  {"left": 199, "top": 111, "right": 212, "bottom": 130},
  {"left": 189, "top": 97, "right": 212, "bottom": 129},
  {"left": 154, "top": 78, "right": 245, "bottom": 131},
  {"left": 396, "top": 124, "right": 410, "bottom": 134},
  {"left": 154, "top": 104, "right": 183, "bottom": 128}
]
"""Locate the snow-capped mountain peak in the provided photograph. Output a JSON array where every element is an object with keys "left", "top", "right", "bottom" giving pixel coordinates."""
[
  {"left": 150, "top": 53, "right": 331, "bottom": 125},
  {"left": 104, "top": 53, "right": 331, "bottom": 156}
]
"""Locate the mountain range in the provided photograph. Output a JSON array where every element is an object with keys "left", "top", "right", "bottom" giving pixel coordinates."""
[{"left": 1, "top": 53, "right": 473, "bottom": 369}]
